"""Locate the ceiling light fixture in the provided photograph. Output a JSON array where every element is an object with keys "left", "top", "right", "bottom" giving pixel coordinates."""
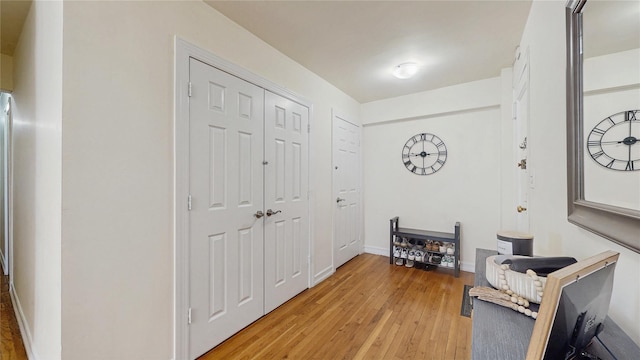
[{"left": 392, "top": 62, "right": 419, "bottom": 79}]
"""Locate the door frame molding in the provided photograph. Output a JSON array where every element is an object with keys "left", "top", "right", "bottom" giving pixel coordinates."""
[
  {"left": 512, "top": 47, "right": 530, "bottom": 232},
  {"left": 1, "top": 94, "right": 13, "bottom": 277},
  {"left": 174, "top": 37, "right": 313, "bottom": 360}
]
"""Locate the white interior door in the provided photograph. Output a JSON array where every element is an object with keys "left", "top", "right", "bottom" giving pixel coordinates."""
[
  {"left": 514, "top": 50, "right": 530, "bottom": 232},
  {"left": 263, "top": 90, "right": 309, "bottom": 314},
  {"left": 188, "top": 58, "right": 265, "bottom": 358},
  {"left": 332, "top": 112, "right": 361, "bottom": 269}
]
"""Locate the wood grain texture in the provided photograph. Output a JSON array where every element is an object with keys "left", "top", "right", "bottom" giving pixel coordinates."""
[
  {"left": 1, "top": 274, "right": 28, "bottom": 360},
  {"left": 200, "top": 253, "right": 474, "bottom": 360}
]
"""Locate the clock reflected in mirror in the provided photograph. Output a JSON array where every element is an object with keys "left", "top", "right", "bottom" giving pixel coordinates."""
[
  {"left": 587, "top": 110, "right": 639, "bottom": 171},
  {"left": 402, "top": 133, "right": 447, "bottom": 175}
]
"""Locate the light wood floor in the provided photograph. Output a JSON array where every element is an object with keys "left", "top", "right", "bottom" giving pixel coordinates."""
[
  {"left": 1, "top": 254, "right": 474, "bottom": 360},
  {"left": 1, "top": 274, "right": 28, "bottom": 360},
  {"left": 201, "top": 254, "right": 474, "bottom": 360}
]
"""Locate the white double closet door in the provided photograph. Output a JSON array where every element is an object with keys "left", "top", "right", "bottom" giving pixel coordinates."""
[{"left": 188, "top": 58, "right": 309, "bottom": 359}]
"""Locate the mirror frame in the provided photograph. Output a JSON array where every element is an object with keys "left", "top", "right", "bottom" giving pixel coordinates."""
[{"left": 566, "top": 0, "right": 640, "bottom": 254}]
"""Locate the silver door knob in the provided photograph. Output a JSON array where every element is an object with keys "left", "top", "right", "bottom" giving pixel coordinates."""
[
  {"left": 254, "top": 210, "right": 264, "bottom": 219},
  {"left": 266, "top": 209, "right": 281, "bottom": 217},
  {"left": 336, "top": 197, "right": 346, "bottom": 203}
]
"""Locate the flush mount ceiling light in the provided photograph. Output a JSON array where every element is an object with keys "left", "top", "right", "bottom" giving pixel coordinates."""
[{"left": 392, "top": 62, "right": 419, "bottom": 79}]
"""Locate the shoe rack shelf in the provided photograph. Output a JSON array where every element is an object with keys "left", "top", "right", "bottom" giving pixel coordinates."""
[{"left": 389, "top": 217, "right": 461, "bottom": 277}]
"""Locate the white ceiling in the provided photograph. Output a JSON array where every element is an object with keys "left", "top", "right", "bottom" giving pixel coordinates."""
[
  {"left": 205, "top": 0, "right": 533, "bottom": 103},
  {"left": 3, "top": 1, "right": 636, "bottom": 103}
]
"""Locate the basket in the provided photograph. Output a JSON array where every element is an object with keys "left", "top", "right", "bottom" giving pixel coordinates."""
[{"left": 485, "top": 255, "right": 546, "bottom": 304}]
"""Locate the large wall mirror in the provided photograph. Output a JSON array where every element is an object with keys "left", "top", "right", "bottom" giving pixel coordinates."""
[{"left": 566, "top": 0, "right": 640, "bottom": 253}]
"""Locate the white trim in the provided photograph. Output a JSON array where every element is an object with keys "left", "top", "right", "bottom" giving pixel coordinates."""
[
  {"left": 307, "top": 102, "right": 316, "bottom": 289},
  {"left": 174, "top": 37, "right": 314, "bottom": 360},
  {"left": 10, "top": 284, "right": 40, "bottom": 360},
  {"left": 7, "top": 95, "right": 12, "bottom": 281},
  {"left": 363, "top": 245, "right": 389, "bottom": 257},
  {"left": 312, "top": 265, "right": 334, "bottom": 286},
  {"left": 173, "top": 38, "right": 190, "bottom": 360},
  {"left": 460, "top": 261, "right": 475, "bottom": 273},
  {"left": 1, "top": 94, "right": 12, "bottom": 277}
]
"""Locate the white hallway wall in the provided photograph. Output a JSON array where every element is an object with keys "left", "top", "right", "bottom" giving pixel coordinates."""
[
  {"left": 11, "top": 1, "right": 63, "bottom": 359},
  {"left": 520, "top": 0, "right": 639, "bottom": 344},
  {"left": 56, "top": 1, "right": 358, "bottom": 359},
  {"left": 361, "top": 77, "right": 506, "bottom": 271}
]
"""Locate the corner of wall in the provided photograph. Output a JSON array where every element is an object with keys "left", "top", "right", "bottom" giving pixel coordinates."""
[{"left": 1, "top": 54, "right": 14, "bottom": 92}]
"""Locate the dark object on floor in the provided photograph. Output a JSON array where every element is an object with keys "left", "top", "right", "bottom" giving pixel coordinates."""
[
  {"left": 501, "top": 256, "right": 577, "bottom": 276},
  {"left": 460, "top": 284, "right": 473, "bottom": 317}
]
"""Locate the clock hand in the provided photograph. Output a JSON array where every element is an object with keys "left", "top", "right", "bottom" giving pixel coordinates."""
[
  {"left": 599, "top": 138, "right": 638, "bottom": 145},
  {"left": 408, "top": 152, "right": 433, "bottom": 157}
]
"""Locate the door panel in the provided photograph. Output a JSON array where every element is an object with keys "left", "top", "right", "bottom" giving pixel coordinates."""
[
  {"left": 333, "top": 114, "right": 361, "bottom": 268},
  {"left": 263, "top": 91, "right": 309, "bottom": 314},
  {"left": 188, "top": 58, "right": 265, "bottom": 359}
]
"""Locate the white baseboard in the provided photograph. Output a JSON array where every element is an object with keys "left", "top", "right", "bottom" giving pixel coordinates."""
[
  {"left": 10, "top": 283, "right": 40, "bottom": 360},
  {"left": 312, "top": 265, "right": 334, "bottom": 287},
  {"left": 363, "top": 245, "right": 388, "bottom": 257},
  {"left": 460, "top": 261, "right": 475, "bottom": 273}
]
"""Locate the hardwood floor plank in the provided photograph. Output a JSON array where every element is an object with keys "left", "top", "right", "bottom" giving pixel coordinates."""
[
  {"left": 1, "top": 275, "right": 28, "bottom": 360},
  {"left": 200, "top": 254, "right": 474, "bottom": 360},
  {"left": 352, "top": 308, "right": 393, "bottom": 360}
]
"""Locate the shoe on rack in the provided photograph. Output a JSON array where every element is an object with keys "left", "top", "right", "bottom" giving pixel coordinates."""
[
  {"left": 415, "top": 251, "right": 423, "bottom": 262},
  {"left": 405, "top": 259, "right": 414, "bottom": 268},
  {"left": 393, "top": 236, "right": 401, "bottom": 247},
  {"left": 446, "top": 243, "right": 455, "bottom": 255},
  {"left": 394, "top": 247, "right": 401, "bottom": 258}
]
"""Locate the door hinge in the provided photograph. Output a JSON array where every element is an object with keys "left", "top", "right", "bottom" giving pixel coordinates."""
[
  {"left": 307, "top": 124, "right": 310, "bottom": 133},
  {"left": 188, "top": 307, "right": 192, "bottom": 324},
  {"left": 512, "top": 102, "right": 517, "bottom": 120},
  {"left": 187, "top": 195, "right": 192, "bottom": 211},
  {"left": 188, "top": 82, "right": 192, "bottom": 97}
]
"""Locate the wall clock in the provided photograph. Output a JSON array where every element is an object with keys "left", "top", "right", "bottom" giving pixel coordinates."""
[
  {"left": 402, "top": 132, "right": 447, "bottom": 175},
  {"left": 587, "top": 110, "right": 639, "bottom": 171}
]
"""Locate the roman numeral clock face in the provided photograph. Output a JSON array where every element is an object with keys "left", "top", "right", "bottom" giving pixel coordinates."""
[
  {"left": 402, "top": 133, "right": 447, "bottom": 175},
  {"left": 587, "top": 110, "right": 640, "bottom": 171}
]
